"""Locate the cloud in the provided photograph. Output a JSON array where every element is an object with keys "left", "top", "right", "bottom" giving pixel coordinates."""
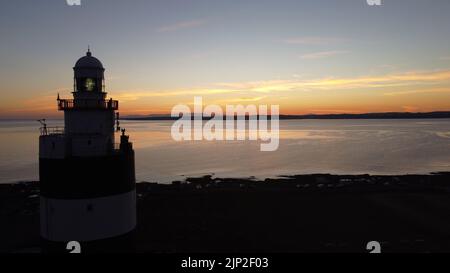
[
  {"left": 383, "top": 87, "right": 450, "bottom": 96},
  {"left": 300, "top": 50, "right": 348, "bottom": 60},
  {"left": 307, "top": 109, "right": 359, "bottom": 114},
  {"left": 111, "top": 70, "right": 450, "bottom": 104},
  {"left": 6, "top": 69, "right": 450, "bottom": 118},
  {"left": 156, "top": 19, "right": 206, "bottom": 33},
  {"left": 6, "top": 70, "right": 450, "bottom": 118},
  {"left": 215, "top": 70, "right": 450, "bottom": 92},
  {"left": 112, "top": 88, "right": 239, "bottom": 103},
  {"left": 283, "top": 36, "right": 346, "bottom": 45},
  {"left": 214, "top": 96, "right": 267, "bottom": 104},
  {"left": 402, "top": 106, "right": 420, "bottom": 112},
  {"left": 441, "top": 56, "right": 450, "bottom": 61},
  {"left": 299, "top": 70, "right": 450, "bottom": 90}
]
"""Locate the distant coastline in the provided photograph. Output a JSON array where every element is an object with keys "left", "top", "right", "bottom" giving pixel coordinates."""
[
  {"left": 2, "top": 111, "right": 450, "bottom": 122},
  {"left": 122, "top": 111, "right": 450, "bottom": 121}
]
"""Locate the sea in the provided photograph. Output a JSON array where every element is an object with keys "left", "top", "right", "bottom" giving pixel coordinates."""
[{"left": 1, "top": 119, "right": 450, "bottom": 184}]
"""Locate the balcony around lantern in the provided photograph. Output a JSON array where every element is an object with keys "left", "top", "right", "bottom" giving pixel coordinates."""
[{"left": 58, "top": 99, "right": 118, "bottom": 111}]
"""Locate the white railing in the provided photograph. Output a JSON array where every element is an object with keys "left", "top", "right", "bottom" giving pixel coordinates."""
[{"left": 40, "top": 126, "right": 64, "bottom": 136}]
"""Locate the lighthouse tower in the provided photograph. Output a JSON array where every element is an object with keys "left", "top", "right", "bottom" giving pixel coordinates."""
[{"left": 39, "top": 50, "right": 136, "bottom": 253}]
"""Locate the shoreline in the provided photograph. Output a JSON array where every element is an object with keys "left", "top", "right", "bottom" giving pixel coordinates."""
[
  {"left": 2, "top": 172, "right": 450, "bottom": 253},
  {"left": 4, "top": 171, "right": 450, "bottom": 186}
]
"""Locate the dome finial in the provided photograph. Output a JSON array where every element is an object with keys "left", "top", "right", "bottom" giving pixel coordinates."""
[{"left": 87, "top": 45, "right": 92, "bottom": 57}]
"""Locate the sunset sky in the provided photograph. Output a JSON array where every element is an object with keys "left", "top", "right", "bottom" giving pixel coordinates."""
[{"left": 1, "top": 0, "right": 450, "bottom": 118}]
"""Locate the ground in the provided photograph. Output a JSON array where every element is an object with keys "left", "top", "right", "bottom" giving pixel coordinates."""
[{"left": 2, "top": 173, "right": 450, "bottom": 253}]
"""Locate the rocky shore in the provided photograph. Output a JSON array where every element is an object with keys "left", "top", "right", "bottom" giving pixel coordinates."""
[{"left": 2, "top": 172, "right": 450, "bottom": 253}]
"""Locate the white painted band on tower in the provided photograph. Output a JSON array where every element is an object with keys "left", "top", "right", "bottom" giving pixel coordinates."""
[{"left": 40, "top": 190, "right": 136, "bottom": 242}]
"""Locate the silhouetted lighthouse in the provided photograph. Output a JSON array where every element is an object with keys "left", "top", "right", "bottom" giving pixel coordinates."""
[{"left": 39, "top": 49, "right": 136, "bottom": 253}]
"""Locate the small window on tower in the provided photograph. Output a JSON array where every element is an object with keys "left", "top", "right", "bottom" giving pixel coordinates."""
[
  {"left": 88, "top": 140, "right": 92, "bottom": 146},
  {"left": 86, "top": 204, "right": 93, "bottom": 212}
]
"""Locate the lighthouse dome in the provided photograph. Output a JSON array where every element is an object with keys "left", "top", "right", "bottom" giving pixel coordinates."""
[
  {"left": 74, "top": 50, "right": 104, "bottom": 69},
  {"left": 73, "top": 49, "right": 105, "bottom": 93}
]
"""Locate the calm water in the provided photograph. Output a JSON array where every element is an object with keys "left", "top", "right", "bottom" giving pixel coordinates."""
[{"left": 1, "top": 119, "right": 450, "bottom": 184}]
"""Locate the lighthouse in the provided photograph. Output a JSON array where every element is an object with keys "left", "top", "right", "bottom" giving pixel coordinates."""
[{"left": 39, "top": 49, "right": 136, "bottom": 253}]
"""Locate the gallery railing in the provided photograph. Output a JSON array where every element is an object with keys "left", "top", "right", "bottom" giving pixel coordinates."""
[
  {"left": 58, "top": 99, "right": 118, "bottom": 110},
  {"left": 40, "top": 126, "right": 65, "bottom": 136}
]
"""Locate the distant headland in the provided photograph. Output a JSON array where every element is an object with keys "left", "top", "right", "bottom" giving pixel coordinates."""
[{"left": 123, "top": 111, "right": 450, "bottom": 121}]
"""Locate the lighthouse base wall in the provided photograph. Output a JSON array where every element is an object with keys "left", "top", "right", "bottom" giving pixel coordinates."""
[{"left": 40, "top": 190, "right": 136, "bottom": 242}]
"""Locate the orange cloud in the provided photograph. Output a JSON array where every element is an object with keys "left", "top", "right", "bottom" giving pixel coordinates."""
[
  {"left": 383, "top": 87, "right": 450, "bottom": 96},
  {"left": 216, "top": 70, "right": 450, "bottom": 92}
]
